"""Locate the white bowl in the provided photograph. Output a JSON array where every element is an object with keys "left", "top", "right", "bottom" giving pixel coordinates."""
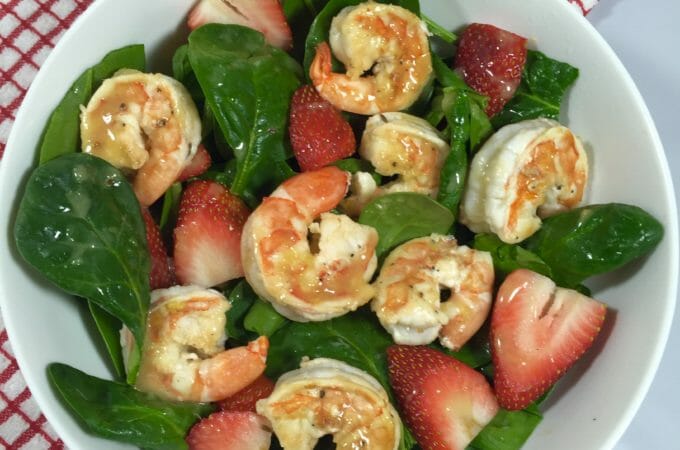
[{"left": 0, "top": 0, "right": 677, "bottom": 449}]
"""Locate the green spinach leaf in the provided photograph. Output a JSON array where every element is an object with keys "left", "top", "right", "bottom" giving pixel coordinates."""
[
  {"left": 469, "top": 405, "right": 542, "bottom": 450},
  {"left": 423, "top": 14, "right": 457, "bottom": 43},
  {"left": 171, "top": 44, "right": 204, "bottom": 105},
  {"left": 492, "top": 50, "right": 579, "bottom": 128},
  {"left": 38, "top": 45, "right": 145, "bottom": 165},
  {"left": 48, "top": 363, "right": 213, "bottom": 450},
  {"left": 437, "top": 88, "right": 470, "bottom": 216},
  {"left": 333, "top": 157, "right": 382, "bottom": 184},
  {"left": 188, "top": 24, "right": 301, "bottom": 204},
  {"left": 159, "top": 182, "right": 182, "bottom": 232},
  {"left": 358, "top": 192, "right": 454, "bottom": 258},
  {"left": 430, "top": 55, "right": 491, "bottom": 217},
  {"left": 88, "top": 301, "right": 126, "bottom": 380},
  {"left": 14, "top": 153, "right": 149, "bottom": 382},
  {"left": 473, "top": 233, "right": 553, "bottom": 280},
  {"left": 524, "top": 203, "right": 663, "bottom": 287},
  {"left": 244, "top": 299, "right": 290, "bottom": 337},
  {"left": 225, "top": 280, "right": 259, "bottom": 343}
]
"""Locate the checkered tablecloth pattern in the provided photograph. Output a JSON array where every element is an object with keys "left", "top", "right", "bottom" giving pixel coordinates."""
[
  {"left": 1, "top": 1, "right": 93, "bottom": 447},
  {"left": 0, "top": 0, "right": 597, "bottom": 448}
]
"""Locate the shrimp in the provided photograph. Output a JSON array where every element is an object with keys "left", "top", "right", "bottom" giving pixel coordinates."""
[
  {"left": 256, "top": 358, "right": 401, "bottom": 450},
  {"left": 241, "top": 166, "right": 378, "bottom": 322},
  {"left": 120, "top": 285, "right": 268, "bottom": 402},
  {"left": 460, "top": 118, "right": 588, "bottom": 244},
  {"left": 342, "top": 112, "right": 449, "bottom": 216},
  {"left": 372, "top": 234, "right": 494, "bottom": 351},
  {"left": 309, "top": 1, "right": 432, "bottom": 115},
  {"left": 80, "top": 69, "right": 201, "bottom": 206}
]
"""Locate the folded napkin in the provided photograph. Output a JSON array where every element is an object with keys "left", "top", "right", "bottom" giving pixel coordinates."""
[{"left": 0, "top": 0, "right": 598, "bottom": 448}]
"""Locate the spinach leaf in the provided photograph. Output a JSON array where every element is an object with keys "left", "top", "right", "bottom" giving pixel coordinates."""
[
  {"left": 266, "top": 310, "right": 417, "bottom": 450},
  {"left": 38, "top": 45, "right": 145, "bottom": 165},
  {"left": 171, "top": 44, "right": 204, "bottom": 105},
  {"left": 267, "top": 311, "right": 391, "bottom": 383},
  {"left": 469, "top": 405, "right": 542, "bottom": 450},
  {"left": 432, "top": 55, "right": 492, "bottom": 150},
  {"left": 282, "top": 0, "right": 331, "bottom": 61},
  {"left": 523, "top": 203, "right": 664, "bottom": 287},
  {"left": 159, "top": 182, "right": 182, "bottom": 232},
  {"left": 473, "top": 233, "right": 553, "bottom": 280},
  {"left": 437, "top": 89, "right": 470, "bottom": 216},
  {"left": 88, "top": 301, "right": 126, "bottom": 380},
  {"left": 523, "top": 203, "right": 663, "bottom": 287},
  {"left": 436, "top": 331, "right": 491, "bottom": 370},
  {"left": 431, "top": 55, "right": 491, "bottom": 217},
  {"left": 14, "top": 153, "right": 149, "bottom": 383},
  {"left": 244, "top": 299, "right": 290, "bottom": 337},
  {"left": 332, "top": 157, "right": 382, "bottom": 184},
  {"left": 48, "top": 363, "right": 213, "bottom": 450},
  {"left": 422, "top": 14, "right": 457, "bottom": 43},
  {"left": 188, "top": 24, "right": 301, "bottom": 204},
  {"left": 303, "top": 0, "right": 420, "bottom": 77},
  {"left": 225, "top": 280, "right": 258, "bottom": 343},
  {"left": 358, "top": 192, "right": 454, "bottom": 258},
  {"left": 492, "top": 50, "right": 579, "bottom": 128}
]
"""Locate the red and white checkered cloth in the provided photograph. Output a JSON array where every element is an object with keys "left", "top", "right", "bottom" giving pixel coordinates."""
[{"left": 0, "top": 0, "right": 597, "bottom": 448}]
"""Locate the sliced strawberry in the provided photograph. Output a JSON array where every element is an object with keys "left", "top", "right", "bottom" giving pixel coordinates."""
[
  {"left": 173, "top": 180, "right": 250, "bottom": 287},
  {"left": 186, "top": 411, "right": 271, "bottom": 450},
  {"left": 141, "top": 208, "right": 175, "bottom": 289},
  {"left": 387, "top": 345, "right": 499, "bottom": 450},
  {"left": 218, "top": 374, "right": 274, "bottom": 413},
  {"left": 454, "top": 23, "right": 528, "bottom": 117},
  {"left": 289, "top": 85, "right": 356, "bottom": 171},
  {"left": 188, "top": 0, "right": 292, "bottom": 50},
  {"left": 177, "top": 145, "right": 212, "bottom": 182},
  {"left": 490, "top": 269, "right": 607, "bottom": 410}
]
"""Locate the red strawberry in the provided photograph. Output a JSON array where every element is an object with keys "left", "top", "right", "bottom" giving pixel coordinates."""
[
  {"left": 289, "top": 85, "right": 356, "bottom": 171},
  {"left": 218, "top": 374, "right": 274, "bottom": 413},
  {"left": 173, "top": 180, "right": 250, "bottom": 287},
  {"left": 186, "top": 411, "right": 271, "bottom": 450},
  {"left": 177, "top": 145, "right": 212, "bottom": 182},
  {"left": 188, "top": 0, "right": 292, "bottom": 50},
  {"left": 387, "top": 345, "right": 499, "bottom": 450},
  {"left": 490, "top": 269, "right": 607, "bottom": 410},
  {"left": 454, "top": 23, "right": 528, "bottom": 117},
  {"left": 141, "top": 208, "right": 175, "bottom": 289}
]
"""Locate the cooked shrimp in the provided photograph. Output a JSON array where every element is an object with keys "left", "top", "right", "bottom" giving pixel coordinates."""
[
  {"left": 342, "top": 112, "right": 449, "bottom": 216},
  {"left": 241, "top": 166, "right": 378, "bottom": 322},
  {"left": 372, "top": 234, "right": 494, "bottom": 350},
  {"left": 80, "top": 69, "right": 201, "bottom": 206},
  {"left": 256, "top": 358, "right": 401, "bottom": 450},
  {"left": 309, "top": 2, "right": 432, "bottom": 115},
  {"left": 460, "top": 118, "right": 588, "bottom": 244},
  {"left": 120, "top": 285, "right": 268, "bottom": 402}
]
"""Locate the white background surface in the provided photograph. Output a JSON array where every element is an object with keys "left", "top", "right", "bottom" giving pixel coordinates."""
[{"left": 589, "top": 2, "right": 680, "bottom": 448}]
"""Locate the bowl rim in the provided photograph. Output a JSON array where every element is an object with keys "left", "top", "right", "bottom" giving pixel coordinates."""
[{"left": 0, "top": 0, "right": 677, "bottom": 449}]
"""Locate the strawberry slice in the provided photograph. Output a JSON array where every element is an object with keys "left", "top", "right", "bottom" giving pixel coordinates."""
[
  {"left": 188, "top": 0, "right": 292, "bottom": 50},
  {"left": 186, "top": 411, "right": 271, "bottom": 450},
  {"left": 141, "top": 208, "right": 175, "bottom": 290},
  {"left": 173, "top": 180, "right": 250, "bottom": 287},
  {"left": 454, "top": 23, "right": 528, "bottom": 117},
  {"left": 177, "top": 145, "right": 212, "bottom": 182},
  {"left": 218, "top": 374, "right": 274, "bottom": 413},
  {"left": 289, "top": 85, "right": 356, "bottom": 172},
  {"left": 387, "top": 345, "right": 499, "bottom": 450},
  {"left": 490, "top": 269, "right": 607, "bottom": 410}
]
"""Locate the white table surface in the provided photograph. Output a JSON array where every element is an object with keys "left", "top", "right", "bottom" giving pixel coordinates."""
[{"left": 588, "top": 2, "right": 680, "bottom": 449}]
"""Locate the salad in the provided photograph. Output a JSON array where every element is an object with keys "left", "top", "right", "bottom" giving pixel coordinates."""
[{"left": 11, "top": 0, "right": 664, "bottom": 449}]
